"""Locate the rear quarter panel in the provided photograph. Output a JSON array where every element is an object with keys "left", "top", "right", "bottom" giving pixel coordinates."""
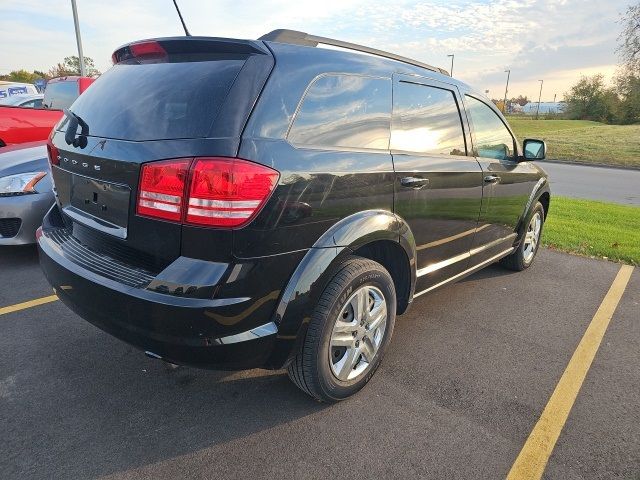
[{"left": 238, "top": 43, "right": 397, "bottom": 258}]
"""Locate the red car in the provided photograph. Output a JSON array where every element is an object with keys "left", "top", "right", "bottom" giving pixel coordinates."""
[{"left": 0, "top": 76, "right": 94, "bottom": 147}]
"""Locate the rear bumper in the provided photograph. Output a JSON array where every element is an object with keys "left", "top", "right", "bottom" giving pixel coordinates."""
[{"left": 37, "top": 208, "right": 302, "bottom": 370}]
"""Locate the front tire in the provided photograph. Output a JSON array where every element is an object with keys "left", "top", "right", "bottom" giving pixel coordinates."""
[
  {"left": 287, "top": 256, "right": 396, "bottom": 402},
  {"left": 500, "top": 201, "right": 545, "bottom": 271}
]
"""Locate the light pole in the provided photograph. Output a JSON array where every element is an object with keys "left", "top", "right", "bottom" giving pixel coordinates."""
[
  {"left": 70, "top": 0, "right": 86, "bottom": 77},
  {"left": 536, "top": 79, "right": 544, "bottom": 119},
  {"left": 502, "top": 69, "right": 510, "bottom": 114},
  {"left": 447, "top": 54, "right": 454, "bottom": 76}
]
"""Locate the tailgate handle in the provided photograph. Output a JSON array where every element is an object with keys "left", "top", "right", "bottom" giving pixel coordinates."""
[{"left": 401, "top": 177, "right": 430, "bottom": 190}]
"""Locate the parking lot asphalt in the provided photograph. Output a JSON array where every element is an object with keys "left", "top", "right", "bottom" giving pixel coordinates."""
[{"left": 1, "top": 246, "right": 637, "bottom": 479}]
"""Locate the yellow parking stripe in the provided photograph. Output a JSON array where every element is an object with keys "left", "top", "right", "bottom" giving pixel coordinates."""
[
  {"left": 0, "top": 295, "right": 58, "bottom": 316},
  {"left": 507, "top": 264, "right": 634, "bottom": 480}
]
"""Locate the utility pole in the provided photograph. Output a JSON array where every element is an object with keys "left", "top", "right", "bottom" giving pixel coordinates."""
[
  {"left": 502, "top": 69, "right": 510, "bottom": 114},
  {"left": 536, "top": 79, "right": 544, "bottom": 119},
  {"left": 447, "top": 54, "right": 454, "bottom": 76},
  {"left": 70, "top": 0, "right": 86, "bottom": 76}
]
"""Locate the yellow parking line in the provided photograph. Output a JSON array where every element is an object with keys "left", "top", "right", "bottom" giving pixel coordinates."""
[
  {"left": 0, "top": 295, "right": 59, "bottom": 316},
  {"left": 507, "top": 264, "right": 634, "bottom": 480}
]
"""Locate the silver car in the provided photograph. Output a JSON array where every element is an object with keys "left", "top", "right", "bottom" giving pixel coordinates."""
[
  {"left": 0, "top": 94, "right": 44, "bottom": 108},
  {"left": 0, "top": 142, "right": 53, "bottom": 244}
]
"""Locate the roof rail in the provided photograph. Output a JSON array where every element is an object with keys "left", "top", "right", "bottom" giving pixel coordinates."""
[{"left": 259, "top": 29, "right": 450, "bottom": 76}]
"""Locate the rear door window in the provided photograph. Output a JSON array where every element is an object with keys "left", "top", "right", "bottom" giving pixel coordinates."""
[
  {"left": 391, "top": 81, "right": 466, "bottom": 156},
  {"left": 66, "top": 57, "right": 245, "bottom": 141},
  {"left": 288, "top": 74, "right": 391, "bottom": 150},
  {"left": 44, "top": 81, "right": 79, "bottom": 110}
]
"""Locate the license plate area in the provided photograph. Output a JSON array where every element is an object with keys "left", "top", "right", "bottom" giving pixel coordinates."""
[{"left": 62, "top": 173, "right": 131, "bottom": 239}]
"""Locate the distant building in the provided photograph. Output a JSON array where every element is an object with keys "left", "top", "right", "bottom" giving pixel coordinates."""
[{"left": 522, "top": 101, "right": 566, "bottom": 114}]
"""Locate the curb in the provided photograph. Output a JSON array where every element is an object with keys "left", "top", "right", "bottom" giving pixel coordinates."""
[{"left": 539, "top": 159, "right": 640, "bottom": 172}]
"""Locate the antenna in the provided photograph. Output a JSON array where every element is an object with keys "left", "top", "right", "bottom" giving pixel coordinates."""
[{"left": 172, "top": 0, "right": 191, "bottom": 36}]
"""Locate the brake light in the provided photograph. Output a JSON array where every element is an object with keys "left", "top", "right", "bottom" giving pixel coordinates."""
[
  {"left": 186, "top": 158, "right": 279, "bottom": 227},
  {"left": 135, "top": 157, "right": 279, "bottom": 228},
  {"left": 46, "top": 137, "right": 60, "bottom": 166},
  {"left": 137, "top": 159, "right": 191, "bottom": 222},
  {"left": 113, "top": 41, "right": 167, "bottom": 64}
]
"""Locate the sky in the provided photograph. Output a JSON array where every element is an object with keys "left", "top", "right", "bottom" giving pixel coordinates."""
[{"left": 0, "top": 0, "right": 632, "bottom": 101}]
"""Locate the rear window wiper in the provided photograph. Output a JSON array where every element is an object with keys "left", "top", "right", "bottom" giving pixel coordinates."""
[{"left": 63, "top": 108, "right": 89, "bottom": 148}]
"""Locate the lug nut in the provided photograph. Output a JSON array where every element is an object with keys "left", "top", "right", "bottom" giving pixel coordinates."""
[{"left": 355, "top": 341, "right": 360, "bottom": 347}]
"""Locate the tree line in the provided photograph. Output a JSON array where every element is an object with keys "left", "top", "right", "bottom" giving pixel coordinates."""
[
  {"left": 0, "top": 56, "right": 101, "bottom": 83},
  {"left": 564, "top": 3, "right": 639, "bottom": 124}
]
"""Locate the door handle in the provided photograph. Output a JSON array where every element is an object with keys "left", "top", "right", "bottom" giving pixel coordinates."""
[
  {"left": 484, "top": 175, "right": 501, "bottom": 183},
  {"left": 400, "top": 177, "right": 430, "bottom": 190}
]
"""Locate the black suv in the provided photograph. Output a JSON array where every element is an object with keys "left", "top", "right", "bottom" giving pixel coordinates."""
[{"left": 39, "top": 30, "right": 550, "bottom": 402}]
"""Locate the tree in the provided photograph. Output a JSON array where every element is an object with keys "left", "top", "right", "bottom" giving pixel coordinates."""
[
  {"left": 564, "top": 75, "right": 619, "bottom": 123},
  {"left": 48, "top": 56, "right": 100, "bottom": 78},
  {"left": 618, "top": 2, "right": 640, "bottom": 73},
  {"left": 614, "top": 3, "right": 640, "bottom": 124},
  {"left": 510, "top": 95, "right": 530, "bottom": 106},
  {"left": 0, "top": 70, "right": 41, "bottom": 83}
]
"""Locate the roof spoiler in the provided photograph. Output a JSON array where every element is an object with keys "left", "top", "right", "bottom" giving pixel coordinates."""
[{"left": 260, "top": 29, "right": 450, "bottom": 76}]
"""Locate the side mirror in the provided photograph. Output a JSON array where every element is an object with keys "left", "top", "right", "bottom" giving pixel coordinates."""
[{"left": 522, "top": 139, "right": 546, "bottom": 161}]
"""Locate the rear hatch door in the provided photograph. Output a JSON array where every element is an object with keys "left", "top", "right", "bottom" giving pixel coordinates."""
[{"left": 49, "top": 37, "right": 274, "bottom": 269}]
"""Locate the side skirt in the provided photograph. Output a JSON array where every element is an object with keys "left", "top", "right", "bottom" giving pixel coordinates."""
[{"left": 413, "top": 247, "right": 515, "bottom": 298}]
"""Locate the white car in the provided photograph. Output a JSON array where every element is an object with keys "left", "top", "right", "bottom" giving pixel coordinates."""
[
  {"left": 0, "top": 81, "right": 38, "bottom": 100},
  {"left": 0, "top": 94, "right": 44, "bottom": 108}
]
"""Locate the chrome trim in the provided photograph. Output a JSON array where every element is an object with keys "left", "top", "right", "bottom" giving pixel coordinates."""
[
  {"left": 188, "top": 198, "right": 260, "bottom": 209},
  {"left": 416, "top": 224, "right": 489, "bottom": 251},
  {"left": 62, "top": 206, "right": 128, "bottom": 239},
  {"left": 414, "top": 248, "right": 514, "bottom": 298},
  {"left": 213, "top": 322, "right": 278, "bottom": 345},
  {"left": 416, "top": 233, "right": 517, "bottom": 277}
]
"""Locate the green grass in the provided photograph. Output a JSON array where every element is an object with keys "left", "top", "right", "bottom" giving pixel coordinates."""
[
  {"left": 507, "top": 118, "right": 640, "bottom": 168},
  {"left": 542, "top": 196, "right": 640, "bottom": 265}
]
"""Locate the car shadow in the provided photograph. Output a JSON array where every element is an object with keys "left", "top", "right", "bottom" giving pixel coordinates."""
[
  {"left": 458, "top": 263, "right": 522, "bottom": 283},
  {"left": 6, "top": 322, "right": 327, "bottom": 479},
  {"left": 0, "top": 244, "right": 39, "bottom": 267}
]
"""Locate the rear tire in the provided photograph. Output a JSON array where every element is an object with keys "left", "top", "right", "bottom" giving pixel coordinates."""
[
  {"left": 287, "top": 256, "right": 396, "bottom": 402},
  {"left": 500, "top": 201, "right": 545, "bottom": 271}
]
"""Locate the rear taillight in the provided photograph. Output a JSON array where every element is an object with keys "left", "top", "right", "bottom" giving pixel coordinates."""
[
  {"left": 46, "top": 137, "right": 59, "bottom": 166},
  {"left": 136, "top": 157, "right": 279, "bottom": 228},
  {"left": 186, "top": 158, "right": 279, "bottom": 227},
  {"left": 137, "top": 159, "right": 191, "bottom": 222}
]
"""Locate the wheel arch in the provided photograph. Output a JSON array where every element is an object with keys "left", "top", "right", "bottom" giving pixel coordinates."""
[
  {"left": 516, "top": 178, "right": 551, "bottom": 244},
  {"left": 265, "top": 210, "right": 416, "bottom": 368}
]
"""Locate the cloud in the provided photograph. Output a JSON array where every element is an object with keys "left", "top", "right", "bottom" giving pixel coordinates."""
[{"left": 0, "top": 0, "right": 629, "bottom": 98}]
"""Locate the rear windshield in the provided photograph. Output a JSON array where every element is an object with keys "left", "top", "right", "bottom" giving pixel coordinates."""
[
  {"left": 67, "top": 58, "right": 245, "bottom": 141},
  {"left": 44, "top": 81, "right": 79, "bottom": 110}
]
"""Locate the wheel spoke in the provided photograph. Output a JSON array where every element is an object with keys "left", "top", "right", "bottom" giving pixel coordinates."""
[
  {"left": 367, "top": 301, "right": 387, "bottom": 332},
  {"left": 333, "top": 319, "right": 357, "bottom": 334},
  {"left": 331, "top": 332, "right": 354, "bottom": 347},
  {"left": 350, "top": 287, "right": 369, "bottom": 323},
  {"left": 360, "top": 338, "right": 375, "bottom": 362},
  {"left": 336, "top": 346, "right": 360, "bottom": 380}
]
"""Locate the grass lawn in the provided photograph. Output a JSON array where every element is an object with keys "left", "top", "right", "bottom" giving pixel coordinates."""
[
  {"left": 507, "top": 118, "right": 640, "bottom": 168},
  {"left": 542, "top": 196, "right": 640, "bottom": 265}
]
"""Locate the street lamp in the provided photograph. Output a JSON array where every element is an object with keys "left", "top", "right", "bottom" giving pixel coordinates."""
[
  {"left": 70, "top": 0, "right": 86, "bottom": 76},
  {"left": 447, "top": 54, "right": 454, "bottom": 77},
  {"left": 502, "top": 69, "right": 511, "bottom": 114},
  {"left": 536, "top": 79, "right": 544, "bottom": 119}
]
